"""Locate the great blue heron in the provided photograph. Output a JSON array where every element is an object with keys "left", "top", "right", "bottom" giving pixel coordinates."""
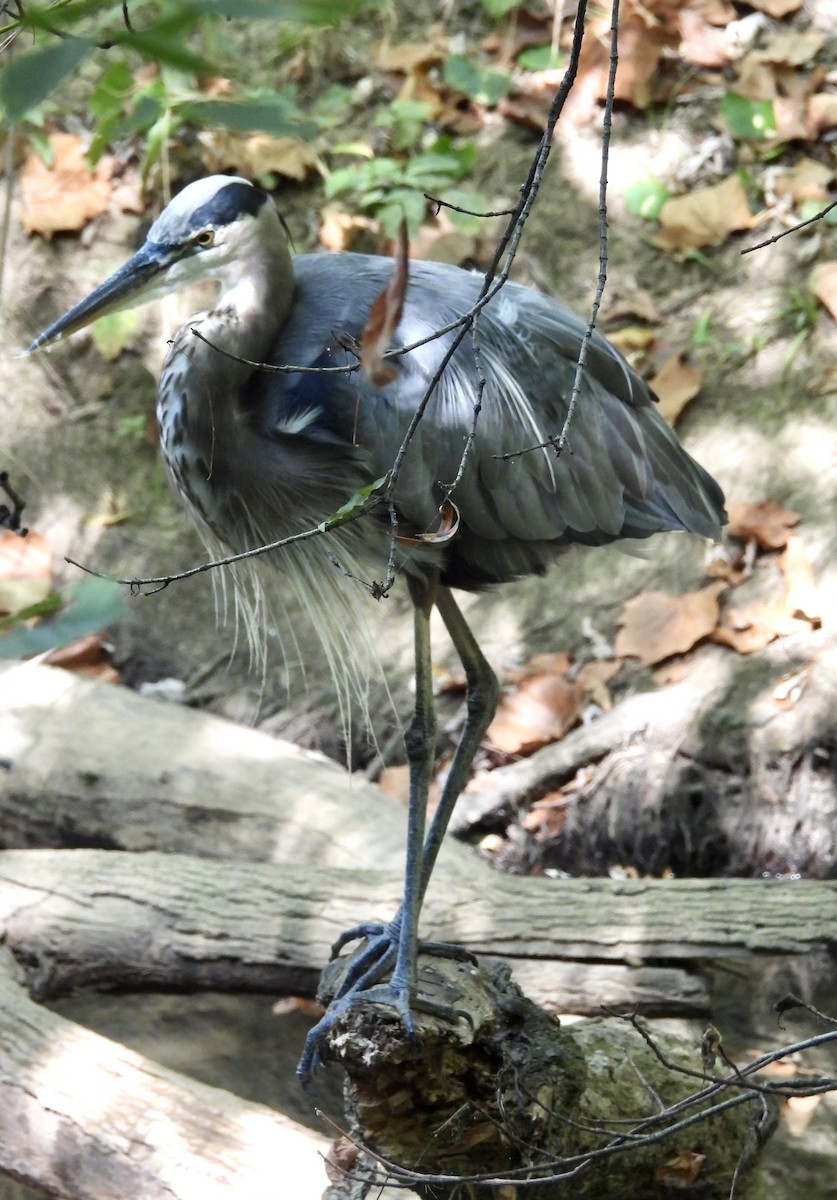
[{"left": 28, "top": 174, "right": 726, "bottom": 1078}]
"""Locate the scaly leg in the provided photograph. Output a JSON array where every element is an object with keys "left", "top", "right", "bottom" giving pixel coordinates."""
[{"left": 297, "top": 573, "right": 439, "bottom": 1079}]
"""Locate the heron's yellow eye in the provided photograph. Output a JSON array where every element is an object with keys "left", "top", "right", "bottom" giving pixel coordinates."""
[{"left": 194, "top": 229, "right": 214, "bottom": 247}]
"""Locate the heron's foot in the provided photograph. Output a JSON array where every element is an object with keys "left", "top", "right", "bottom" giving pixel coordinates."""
[
  {"left": 298, "top": 925, "right": 475, "bottom": 1083},
  {"left": 331, "top": 919, "right": 477, "bottom": 970}
]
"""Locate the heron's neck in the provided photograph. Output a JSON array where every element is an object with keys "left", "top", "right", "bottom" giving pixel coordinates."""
[{"left": 208, "top": 242, "right": 294, "bottom": 365}]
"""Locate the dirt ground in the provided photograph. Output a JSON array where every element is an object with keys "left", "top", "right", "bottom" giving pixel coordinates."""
[{"left": 1, "top": 3, "right": 836, "bottom": 1197}]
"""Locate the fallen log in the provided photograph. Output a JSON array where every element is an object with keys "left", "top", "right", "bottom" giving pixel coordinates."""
[
  {"left": 2, "top": 849, "right": 834, "bottom": 1014},
  {"left": 0, "top": 948, "right": 329, "bottom": 1200}
]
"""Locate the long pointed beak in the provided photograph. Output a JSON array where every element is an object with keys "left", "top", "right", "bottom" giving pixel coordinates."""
[{"left": 27, "top": 241, "right": 173, "bottom": 353}]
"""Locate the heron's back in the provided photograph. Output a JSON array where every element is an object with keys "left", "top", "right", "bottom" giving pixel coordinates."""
[{"left": 242, "top": 253, "right": 725, "bottom": 590}]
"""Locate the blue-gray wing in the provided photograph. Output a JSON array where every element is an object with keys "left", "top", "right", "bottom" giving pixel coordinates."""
[{"left": 253, "top": 253, "right": 724, "bottom": 588}]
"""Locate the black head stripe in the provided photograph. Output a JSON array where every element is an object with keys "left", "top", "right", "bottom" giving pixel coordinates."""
[{"left": 190, "top": 181, "right": 269, "bottom": 232}]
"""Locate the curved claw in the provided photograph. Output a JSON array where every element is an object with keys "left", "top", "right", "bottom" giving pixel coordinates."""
[{"left": 330, "top": 920, "right": 390, "bottom": 959}]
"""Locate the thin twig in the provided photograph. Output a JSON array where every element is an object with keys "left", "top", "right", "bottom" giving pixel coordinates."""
[{"left": 742, "top": 201, "right": 837, "bottom": 255}]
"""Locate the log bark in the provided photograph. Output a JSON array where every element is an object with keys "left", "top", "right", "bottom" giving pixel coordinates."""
[
  {"left": 1, "top": 849, "right": 834, "bottom": 1012},
  {"left": 0, "top": 949, "right": 329, "bottom": 1200},
  {"left": 0, "top": 660, "right": 463, "bottom": 874}
]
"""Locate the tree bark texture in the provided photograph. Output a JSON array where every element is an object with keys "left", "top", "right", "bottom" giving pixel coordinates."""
[
  {"left": 0, "top": 951, "right": 328, "bottom": 1200},
  {"left": 1, "top": 849, "right": 834, "bottom": 1010}
]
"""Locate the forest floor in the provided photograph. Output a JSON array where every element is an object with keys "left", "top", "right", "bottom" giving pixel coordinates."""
[{"left": 1, "top": 1, "right": 836, "bottom": 1197}]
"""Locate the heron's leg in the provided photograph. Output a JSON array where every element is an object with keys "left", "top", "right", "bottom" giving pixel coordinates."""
[
  {"left": 416, "top": 585, "right": 500, "bottom": 906},
  {"left": 387, "top": 571, "right": 439, "bottom": 995},
  {"left": 296, "top": 574, "right": 441, "bottom": 1081}
]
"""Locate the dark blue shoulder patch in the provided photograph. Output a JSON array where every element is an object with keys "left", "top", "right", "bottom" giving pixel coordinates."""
[{"left": 191, "top": 181, "right": 269, "bottom": 231}]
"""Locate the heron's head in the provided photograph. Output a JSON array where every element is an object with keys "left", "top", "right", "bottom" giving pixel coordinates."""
[{"left": 27, "top": 175, "right": 285, "bottom": 352}]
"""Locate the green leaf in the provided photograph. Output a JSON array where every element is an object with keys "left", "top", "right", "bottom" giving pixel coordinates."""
[
  {"left": 517, "top": 45, "right": 562, "bottom": 71},
  {"left": 434, "top": 187, "right": 490, "bottom": 232},
  {"left": 319, "top": 475, "right": 389, "bottom": 532},
  {"left": 720, "top": 93, "right": 777, "bottom": 141},
  {"left": 141, "top": 109, "right": 173, "bottom": 185},
  {"left": 181, "top": 99, "right": 316, "bottom": 139},
  {"left": 481, "top": 0, "right": 523, "bottom": 17},
  {"left": 110, "top": 17, "right": 212, "bottom": 74},
  {"left": 622, "top": 179, "right": 671, "bottom": 221},
  {"left": 92, "top": 310, "right": 139, "bottom": 361},
  {"left": 376, "top": 191, "right": 427, "bottom": 239},
  {"left": 0, "top": 37, "right": 94, "bottom": 120},
  {"left": 443, "top": 54, "right": 510, "bottom": 107},
  {"left": 403, "top": 152, "right": 470, "bottom": 184},
  {"left": 692, "top": 312, "right": 712, "bottom": 348},
  {"left": 88, "top": 62, "right": 134, "bottom": 119},
  {"left": 0, "top": 578, "right": 126, "bottom": 659}
]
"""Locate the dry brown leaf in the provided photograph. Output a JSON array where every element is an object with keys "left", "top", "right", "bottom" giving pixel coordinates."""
[
  {"left": 397, "top": 500, "right": 460, "bottom": 547},
  {"left": 318, "top": 208, "right": 379, "bottom": 252},
  {"left": 808, "top": 93, "right": 837, "bottom": 136},
  {"left": 747, "top": 0, "right": 801, "bottom": 14},
  {"left": 812, "top": 261, "right": 837, "bottom": 323},
  {"left": 783, "top": 1093, "right": 821, "bottom": 1137},
  {"left": 575, "top": 19, "right": 673, "bottom": 115},
  {"left": 773, "top": 158, "right": 834, "bottom": 202},
  {"left": 760, "top": 29, "right": 825, "bottom": 67},
  {"left": 726, "top": 499, "right": 799, "bottom": 549},
  {"left": 656, "top": 1148, "right": 706, "bottom": 1185},
  {"left": 487, "top": 674, "right": 585, "bottom": 755},
  {"left": 712, "top": 599, "right": 811, "bottom": 654},
  {"left": 377, "top": 765, "right": 410, "bottom": 804},
  {"left": 507, "top": 651, "right": 573, "bottom": 682},
  {"left": 0, "top": 530, "right": 52, "bottom": 615},
  {"left": 710, "top": 610, "right": 780, "bottom": 654},
  {"left": 606, "top": 325, "right": 657, "bottom": 358},
  {"left": 678, "top": 7, "right": 731, "bottom": 68},
  {"left": 201, "top": 131, "right": 319, "bottom": 181},
  {"left": 735, "top": 51, "right": 782, "bottom": 103},
  {"left": 773, "top": 95, "right": 813, "bottom": 143},
  {"left": 653, "top": 175, "right": 754, "bottom": 254},
  {"left": 43, "top": 633, "right": 120, "bottom": 683},
  {"left": 576, "top": 658, "right": 621, "bottom": 711},
  {"left": 650, "top": 354, "right": 702, "bottom": 425},
  {"left": 375, "top": 32, "right": 448, "bottom": 74},
  {"left": 111, "top": 171, "right": 145, "bottom": 215},
  {"left": 271, "top": 995, "right": 322, "bottom": 1018},
  {"left": 698, "top": 0, "right": 737, "bottom": 23},
  {"left": 325, "top": 1137, "right": 358, "bottom": 1187},
  {"left": 19, "top": 133, "right": 113, "bottom": 238},
  {"left": 771, "top": 662, "right": 812, "bottom": 711},
  {"left": 603, "top": 288, "right": 662, "bottom": 325},
  {"left": 523, "top": 791, "right": 569, "bottom": 840},
  {"left": 361, "top": 220, "right": 409, "bottom": 387},
  {"left": 615, "top": 581, "right": 725, "bottom": 666},
  {"left": 779, "top": 535, "right": 820, "bottom": 625}
]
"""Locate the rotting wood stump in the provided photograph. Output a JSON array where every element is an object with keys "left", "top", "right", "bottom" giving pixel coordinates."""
[{"left": 318, "top": 949, "right": 771, "bottom": 1200}]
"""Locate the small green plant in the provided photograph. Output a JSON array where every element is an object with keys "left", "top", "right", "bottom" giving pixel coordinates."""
[
  {"left": 0, "top": 1, "right": 376, "bottom": 181},
  {"left": 782, "top": 284, "right": 820, "bottom": 336},
  {"left": 325, "top": 137, "right": 484, "bottom": 238},
  {"left": 623, "top": 178, "right": 671, "bottom": 221},
  {"left": 720, "top": 93, "right": 778, "bottom": 142},
  {"left": 374, "top": 99, "right": 434, "bottom": 153},
  {"left": 779, "top": 283, "right": 820, "bottom": 374},
  {"left": 442, "top": 55, "right": 509, "bottom": 107}
]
